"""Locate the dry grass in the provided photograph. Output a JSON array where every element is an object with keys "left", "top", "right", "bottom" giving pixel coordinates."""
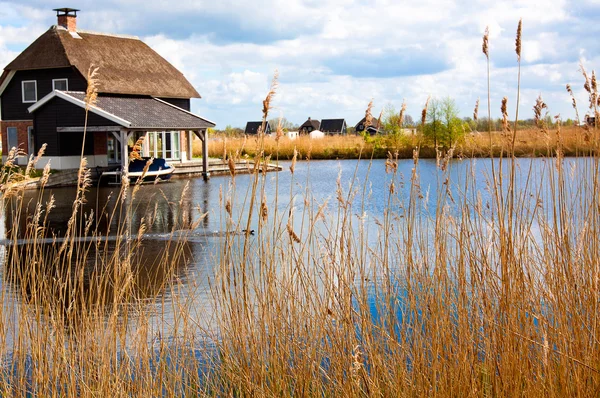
[
  {"left": 1, "top": 23, "right": 600, "bottom": 396},
  {"left": 201, "top": 134, "right": 370, "bottom": 161},
  {"left": 196, "top": 126, "right": 595, "bottom": 161}
]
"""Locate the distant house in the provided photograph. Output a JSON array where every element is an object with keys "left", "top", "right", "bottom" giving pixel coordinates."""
[
  {"left": 0, "top": 8, "right": 215, "bottom": 176},
  {"left": 244, "top": 121, "right": 271, "bottom": 135},
  {"left": 355, "top": 117, "right": 381, "bottom": 135},
  {"left": 320, "top": 119, "right": 347, "bottom": 135},
  {"left": 586, "top": 115, "right": 596, "bottom": 127},
  {"left": 299, "top": 117, "right": 320, "bottom": 134},
  {"left": 268, "top": 130, "right": 298, "bottom": 140}
]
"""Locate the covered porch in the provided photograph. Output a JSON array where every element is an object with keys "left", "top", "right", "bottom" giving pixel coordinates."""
[
  {"left": 28, "top": 90, "right": 215, "bottom": 178},
  {"left": 112, "top": 128, "right": 210, "bottom": 179}
]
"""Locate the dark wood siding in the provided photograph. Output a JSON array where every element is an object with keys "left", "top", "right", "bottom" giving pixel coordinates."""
[
  {"left": 33, "top": 97, "right": 120, "bottom": 156},
  {"left": 158, "top": 98, "right": 190, "bottom": 111},
  {"left": 1, "top": 67, "right": 86, "bottom": 121}
]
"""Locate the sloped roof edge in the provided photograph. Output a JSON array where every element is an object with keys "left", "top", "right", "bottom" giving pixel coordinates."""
[
  {"left": 153, "top": 97, "right": 215, "bottom": 126},
  {"left": 28, "top": 90, "right": 132, "bottom": 126}
]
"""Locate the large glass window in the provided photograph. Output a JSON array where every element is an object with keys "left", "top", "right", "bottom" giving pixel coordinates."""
[
  {"left": 52, "top": 79, "right": 68, "bottom": 91},
  {"left": 171, "top": 131, "right": 180, "bottom": 160},
  {"left": 7, "top": 127, "right": 18, "bottom": 150},
  {"left": 145, "top": 131, "right": 180, "bottom": 160},
  {"left": 27, "top": 126, "right": 34, "bottom": 156},
  {"left": 107, "top": 133, "right": 121, "bottom": 164},
  {"left": 22, "top": 80, "right": 37, "bottom": 103}
]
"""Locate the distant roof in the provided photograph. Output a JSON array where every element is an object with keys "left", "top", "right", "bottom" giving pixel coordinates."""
[
  {"left": 29, "top": 91, "right": 215, "bottom": 130},
  {"left": 320, "top": 119, "right": 346, "bottom": 133},
  {"left": 244, "top": 121, "right": 271, "bottom": 135},
  {"left": 355, "top": 116, "right": 381, "bottom": 131},
  {"left": 300, "top": 118, "right": 320, "bottom": 130},
  {"left": 4, "top": 26, "right": 200, "bottom": 99}
]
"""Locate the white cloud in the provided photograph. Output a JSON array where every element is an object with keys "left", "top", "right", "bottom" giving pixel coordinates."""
[{"left": 0, "top": 0, "right": 597, "bottom": 127}]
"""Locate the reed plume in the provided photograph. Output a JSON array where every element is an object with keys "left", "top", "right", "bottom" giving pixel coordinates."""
[
  {"left": 365, "top": 100, "right": 374, "bottom": 128},
  {"left": 515, "top": 19, "right": 522, "bottom": 61},
  {"left": 262, "top": 70, "right": 279, "bottom": 121},
  {"left": 398, "top": 101, "right": 406, "bottom": 128},
  {"left": 421, "top": 96, "right": 430, "bottom": 128},
  {"left": 129, "top": 136, "right": 145, "bottom": 161},
  {"left": 501, "top": 97, "right": 510, "bottom": 134},
  {"left": 84, "top": 65, "right": 99, "bottom": 109},
  {"left": 533, "top": 94, "right": 548, "bottom": 128},
  {"left": 482, "top": 26, "right": 489, "bottom": 59}
]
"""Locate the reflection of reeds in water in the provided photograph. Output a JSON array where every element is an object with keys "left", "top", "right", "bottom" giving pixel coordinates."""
[{"left": 1, "top": 22, "right": 600, "bottom": 396}]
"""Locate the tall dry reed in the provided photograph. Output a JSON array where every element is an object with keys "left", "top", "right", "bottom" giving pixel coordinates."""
[{"left": 0, "top": 21, "right": 599, "bottom": 397}]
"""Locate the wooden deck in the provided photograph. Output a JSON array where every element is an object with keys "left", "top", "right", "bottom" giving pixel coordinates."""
[
  {"left": 171, "top": 159, "right": 283, "bottom": 178},
  {"left": 28, "top": 158, "right": 283, "bottom": 188}
]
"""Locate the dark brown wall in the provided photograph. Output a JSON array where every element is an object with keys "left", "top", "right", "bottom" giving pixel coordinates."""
[
  {"left": 33, "top": 97, "right": 120, "bottom": 157},
  {"left": 1, "top": 67, "right": 87, "bottom": 121},
  {"left": 158, "top": 98, "right": 190, "bottom": 111}
]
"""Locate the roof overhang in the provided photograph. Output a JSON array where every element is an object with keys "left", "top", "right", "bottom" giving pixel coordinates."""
[
  {"left": 28, "top": 90, "right": 132, "bottom": 127},
  {"left": 28, "top": 91, "right": 215, "bottom": 130},
  {"left": 153, "top": 97, "right": 215, "bottom": 126},
  {"left": 0, "top": 70, "right": 16, "bottom": 97}
]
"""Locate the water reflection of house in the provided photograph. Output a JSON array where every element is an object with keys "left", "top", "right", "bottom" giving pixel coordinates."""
[
  {"left": 0, "top": 8, "right": 215, "bottom": 177},
  {"left": 319, "top": 119, "right": 347, "bottom": 135},
  {"left": 299, "top": 117, "right": 320, "bottom": 134}
]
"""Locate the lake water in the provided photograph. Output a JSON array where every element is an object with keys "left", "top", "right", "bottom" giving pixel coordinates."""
[{"left": 0, "top": 156, "right": 595, "bottom": 344}]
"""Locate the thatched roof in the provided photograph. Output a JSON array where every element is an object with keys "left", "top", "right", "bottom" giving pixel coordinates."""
[{"left": 4, "top": 26, "right": 200, "bottom": 99}]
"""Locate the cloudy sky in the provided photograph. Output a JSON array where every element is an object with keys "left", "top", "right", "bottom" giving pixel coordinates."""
[{"left": 0, "top": 0, "right": 599, "bottom": 128}]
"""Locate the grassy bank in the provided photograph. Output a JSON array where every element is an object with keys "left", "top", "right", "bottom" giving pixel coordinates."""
[{"left": 196, "top": 125, "right": 593, "bottom": 161}]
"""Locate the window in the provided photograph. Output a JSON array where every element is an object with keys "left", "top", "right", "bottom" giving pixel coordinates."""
[
  {"left": 146, "top": 131, "right": 181, "bottom": 160},
  {"left": 7, "top": 127, "right": 18, "bottom": 150},
  {"left": 27, "top": 126, "right": 34, "bottom": 156},
  {"left": 52, "top": 78, "right": 68, "bottom": 91},
  {"left": 22, "top": 80, "right": 37, "bottom": 103},
  {"left": 107, "top": 133, "right": 121, "bottom": 164}
]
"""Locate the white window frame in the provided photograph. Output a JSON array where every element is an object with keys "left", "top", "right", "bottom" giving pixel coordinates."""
[
  {"left": 146, "top": 131, "right": 181, "bottom": 160},
  {"left": 52, "top": 78, "right": 68, "bottom": 91},
  {"left": 170, "top": 131, "right": 180, "bottom": 160},
  {"left": 22, "top": 80, "right": 37, "bottom": 103}
]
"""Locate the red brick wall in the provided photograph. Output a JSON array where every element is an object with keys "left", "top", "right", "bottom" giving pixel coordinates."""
[
  {"left": 93, "top": 132, "right": 107, "bottom": 155},
  {"left": 1, "top": 120, "right": 33, "bottom": 157},
  {"left": 181, "top": 130, "right": 188, "bottom": 159},
  {"left": 58, "top": 15, "right": 77, "bottom": 32}
]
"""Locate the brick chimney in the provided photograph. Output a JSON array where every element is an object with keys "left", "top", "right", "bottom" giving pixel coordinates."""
[{"left": 53, "top": 8, "right": 79, "bottom": 32}]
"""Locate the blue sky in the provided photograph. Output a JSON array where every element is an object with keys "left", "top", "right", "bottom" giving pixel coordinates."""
[{"left": 1, "top": 0, "right": 599, "bottom": 128}]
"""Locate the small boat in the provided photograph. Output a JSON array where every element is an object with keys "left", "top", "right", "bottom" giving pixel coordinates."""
[
  {"left": 127, "top": 157, "right": 175, "bottom": 182},
  {"left": 100, "top": 158, "right": 175, "bottom": 184}
]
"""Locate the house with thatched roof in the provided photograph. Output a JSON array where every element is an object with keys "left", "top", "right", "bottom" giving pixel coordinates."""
[
  {"left": 355, "top": 117, "right": 381, "bottom": 135},
  {"left": 319, "top": 119, "right": 347, "bottom": 135},
  {"left": 244, "top": 121, "right": 272, "bottom": 135},
  {"left": 0, "top": 8, "right": 215, "bottom": 176},
  {"left": 299, "top": 117, "right": 320, "bottom": 134}
]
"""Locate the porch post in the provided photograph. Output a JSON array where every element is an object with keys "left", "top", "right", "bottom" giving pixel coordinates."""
[
  {"left": 188, "top": 131, "right": 193, "bottom": 162},
  {"left": 120, "top": 130, "right": 130, "bottom": 174},
  {"left": 201, "top": 129, "right": 209, "bottom": 181}
]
